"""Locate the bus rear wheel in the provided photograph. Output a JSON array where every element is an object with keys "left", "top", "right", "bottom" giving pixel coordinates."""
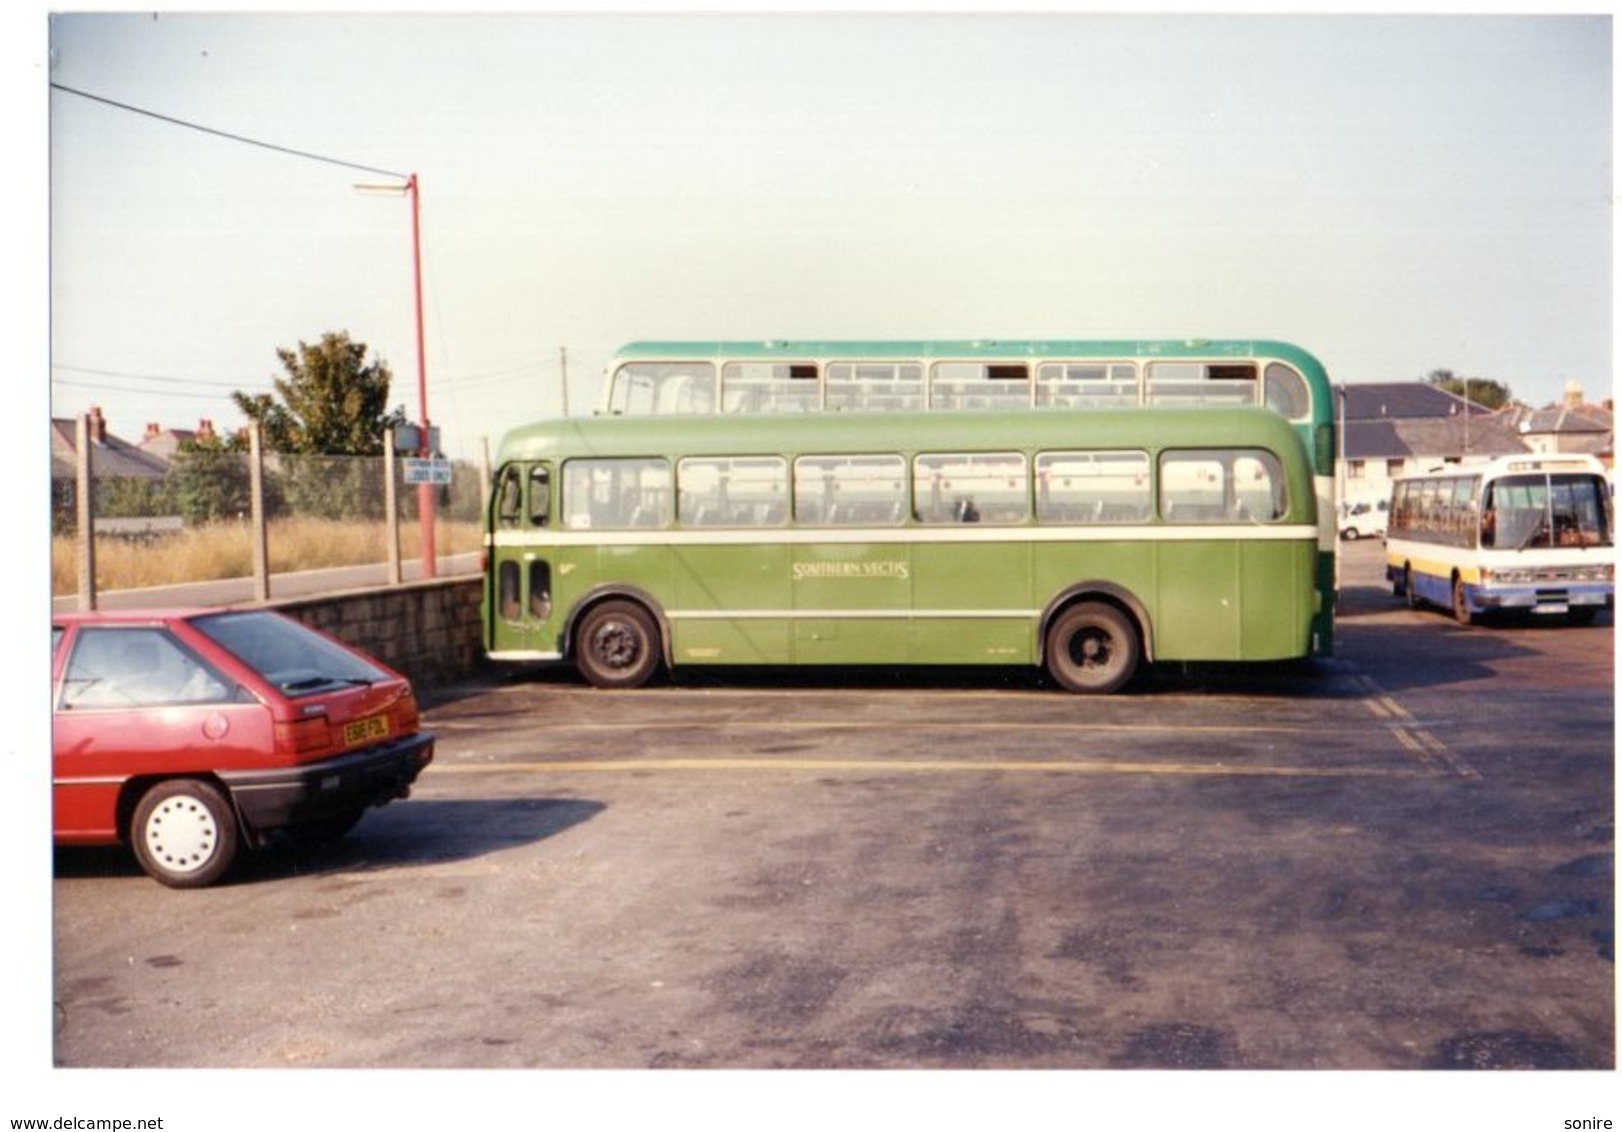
[
  {"left": 575, "top": 600, "right": 661, "bottom": 689},
  {"left": 1045, "top": 602, "right": 1140, "bottom": 695}
]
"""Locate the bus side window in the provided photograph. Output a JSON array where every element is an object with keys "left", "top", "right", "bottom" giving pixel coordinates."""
[
  {"left": 498, "top": 561, "right": 521, "bottom": 620},
  {"left": 1034, "top": 451, "right": 1150, "bottom": 523},
  {"left": 564, "top": 458, "right": 672, "bottom": 529},
  {"left": 494, "top": 465, "right": 523, "bottom": 529},
  {"left": 679, "top": 456, "right": 788, "bottom": 527},
  {"left": 1160, "top": 449, "right": 1286, "bottom": 522},
  {"left": 913, "top": 453, "right": 1029, "bottom": 525},
  {"left": 1146, "top": 362, "right": 1258, "bottom": 407},
  {"left": 793, "top": 455, "right": 907, "bottom": 527},
  {"left": 528, "top": 464, "right": 551, "bottom": 527},
  {"left": 1263, "top": 363, "right": 1311, "bottom": 421}
]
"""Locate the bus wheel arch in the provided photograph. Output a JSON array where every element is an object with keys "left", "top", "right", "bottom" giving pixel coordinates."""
[
  {"left": 566, "top": 590, "right": 669, "bottom": 689},
  {"left": 1039, "top": 585, "right": 1150, "bottom": 695}
]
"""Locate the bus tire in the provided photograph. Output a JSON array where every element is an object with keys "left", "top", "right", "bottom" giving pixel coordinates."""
[
  {"left": 1404, "top": 565, "right": 1424, "bottom": 611},
  {"left": 575, "top": 600, "right": 661, "bottom": 689},
  {"left": 1044, "top": 602, "right": 1140, "bottom": 695},
  {"left": 1450, "top": 574, "right": 1475, "bottom": 626}
]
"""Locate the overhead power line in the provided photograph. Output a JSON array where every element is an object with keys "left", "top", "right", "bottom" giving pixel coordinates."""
[
  {"left": 50, "top": 82, "right": 407, "bottom": 182},
  {"left": 52, "top": 362, "right": 261, "bottom": 389}
]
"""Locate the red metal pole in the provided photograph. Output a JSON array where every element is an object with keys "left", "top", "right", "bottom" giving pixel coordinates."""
[{"left": 408, "top": 173, "right": 437, "bottom": 578}]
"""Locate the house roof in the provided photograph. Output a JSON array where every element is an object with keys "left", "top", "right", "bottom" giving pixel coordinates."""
[
  {"left": 1516, "top": 403, "right": 1612, "bottom": 434},
  {"left": 1338, "top": 380, "right": 1615, "bottom": 462},
  {"left": 1338, "top": 382, "right": 1468, "bottom": 421},
  {"left": 51, "top": 418, "right": 170, "bottom": 481},
  {"left": 138, "top": 427, "right": 200, "bottom": 463}
]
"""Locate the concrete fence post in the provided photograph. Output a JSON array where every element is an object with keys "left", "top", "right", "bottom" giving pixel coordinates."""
[
  {"left": 250, "top": 423, "right": 270, "bottom": 603},
  {"left": 75, "top": 414, "right": 97, "bottom": 612},
  {"left": 385, "top": 429, "right": 402, "bottom": 585}
]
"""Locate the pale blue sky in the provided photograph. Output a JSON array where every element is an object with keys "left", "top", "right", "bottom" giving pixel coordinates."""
[{"left": 42, "top": 12, "right": 1612, "bottom": 460}]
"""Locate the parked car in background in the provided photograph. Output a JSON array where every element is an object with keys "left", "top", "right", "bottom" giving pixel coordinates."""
[
  {"left": 1339, "top": 499, "right": 1389, "bottom": 541},
  {"left": 52, "top": 608, "right": 434, "bottom": 887}
]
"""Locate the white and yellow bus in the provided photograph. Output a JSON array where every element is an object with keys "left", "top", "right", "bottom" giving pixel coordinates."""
[{"left": 1385, "top": 454, "right": 1613, "bottom": 625}]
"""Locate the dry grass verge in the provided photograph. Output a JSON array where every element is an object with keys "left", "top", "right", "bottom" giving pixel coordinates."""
[{"left": 52, "top": 517, "right": 483, "bottom": 596}]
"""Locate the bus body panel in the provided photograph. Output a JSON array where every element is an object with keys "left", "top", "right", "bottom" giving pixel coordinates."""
[
  {"left": 484, "top": 407, "right": 1326, "bottom": 684},
  {"left": 504, "top": 536, "right": 1316, "bottom": 670},
  {"left": 672, "top": 544, "right": 792, "bottom": 663}
]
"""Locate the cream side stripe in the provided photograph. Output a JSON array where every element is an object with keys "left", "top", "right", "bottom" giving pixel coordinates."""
[{"left": 491, "top": 524, "right": 1319, "bottom": 549}]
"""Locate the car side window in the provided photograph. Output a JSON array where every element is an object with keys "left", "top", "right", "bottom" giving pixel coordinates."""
[{"left": 60, "top": 628, "right": 233, "bottom": 710}]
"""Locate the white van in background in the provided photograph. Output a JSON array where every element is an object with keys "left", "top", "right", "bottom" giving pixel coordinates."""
[{"left": 1339, "top": 499, "right": 1388, "bottom": 540}]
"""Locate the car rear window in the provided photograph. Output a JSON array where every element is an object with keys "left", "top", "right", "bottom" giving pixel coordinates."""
[{"left": 191, "top": 611, "right": 389, "bottom": 696}]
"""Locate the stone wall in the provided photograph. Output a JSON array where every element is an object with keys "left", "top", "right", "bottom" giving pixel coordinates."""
[{"left": 271, "top": 577, "right": 487, "bottom": 695}]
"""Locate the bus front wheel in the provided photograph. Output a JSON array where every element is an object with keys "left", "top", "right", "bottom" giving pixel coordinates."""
[
  {"left": 1404, "top": 565, "right": 1424, "bottom": 611},
  {"left": 1045, "top": 602, "right": 1140, "bottom": 695},
  {"left": 1451, "top": 574, "right": 1476, "bottom": 626},
  {"left": 575, "top": 601, "right": 661, "bottom": 689}
]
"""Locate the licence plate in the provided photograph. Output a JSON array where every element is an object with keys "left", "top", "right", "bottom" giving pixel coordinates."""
[{"left": 343, "top": 714, "right": 389, "bottom": 747}]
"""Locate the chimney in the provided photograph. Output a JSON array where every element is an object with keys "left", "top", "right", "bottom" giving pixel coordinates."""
[
  {"left": 1565, "top": 380, "right": 1584, "bottom": 409},
  {"left": 87, "top": 406, "right": 107, "bottom": 445},
  {"left": 197, "top": 419, "right": 216, "bottom": 442},
  {"left": 145, "top": 422, "right": 161, "bottom": 440}
]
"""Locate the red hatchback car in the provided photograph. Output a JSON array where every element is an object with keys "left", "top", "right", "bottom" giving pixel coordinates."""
[{"left": 52, "top": 608, "right": 434, "bottom": 887}]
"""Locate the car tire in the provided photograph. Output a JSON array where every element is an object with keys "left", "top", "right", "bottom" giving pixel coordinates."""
[
  {"left": 131, "top": 779, "right": 240, "bottom": 889},
  {"left": 1045, "top": 602, "right": 1140, "bottom": 694}
]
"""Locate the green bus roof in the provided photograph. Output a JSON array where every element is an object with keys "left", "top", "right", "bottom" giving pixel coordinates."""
[
  {"left": 612, "top": 339, "right": 1327, "bottom": 376},
  {"left": 498, "top": 405, "right": 1311, "bottom": 472}
]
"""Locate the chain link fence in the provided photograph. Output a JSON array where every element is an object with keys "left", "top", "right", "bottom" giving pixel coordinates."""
[{"left": 52, "top": 423, "right": 488, "bottom": 605}]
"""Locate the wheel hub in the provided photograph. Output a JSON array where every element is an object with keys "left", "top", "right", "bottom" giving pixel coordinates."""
[
  {"left": 594, "top": 623, "right": 640, "bottom": 668},
  {"left": 143, "top": 796, "right": 219, "bottom": 875}
]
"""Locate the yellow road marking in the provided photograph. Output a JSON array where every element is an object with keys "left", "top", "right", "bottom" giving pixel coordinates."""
[
  {"left": 428, "top": 757, "right": 1438, "bottom": 780},
  {"left": 427, "top": 670, "right": 1479, "bottom": 781},
  {"left": 432, "top": 718, "right": 1336, "bottom": 737},
  {"left": 1352, "top": 675, "right": 1478, "bottom": 779}
]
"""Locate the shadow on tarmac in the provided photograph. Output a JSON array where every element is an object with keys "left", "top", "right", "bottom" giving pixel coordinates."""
[{"left": 53, "top": 797, "right": 607, "bottom": 887}]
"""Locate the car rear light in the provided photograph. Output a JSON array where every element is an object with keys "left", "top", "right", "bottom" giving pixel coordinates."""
[
  {"left": 395, "top": 689, "right": 420, "bottom": 733},
  {"left": 274, "top": 716, "right": 333, "bottom": 758}
]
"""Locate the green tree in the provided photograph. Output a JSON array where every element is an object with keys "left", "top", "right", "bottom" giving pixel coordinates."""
[
  {"left": 1426, "top": 369, "right": 1513, "bottom": 411},
  {"left": 233, "top": 331, "right": 405, "bottom": 456},
  {"left": 232, "top": 331, "right": 407, "bottom": 521},
  {"left": 168, "top": 431, "right": 272, "bottom": 525}
]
